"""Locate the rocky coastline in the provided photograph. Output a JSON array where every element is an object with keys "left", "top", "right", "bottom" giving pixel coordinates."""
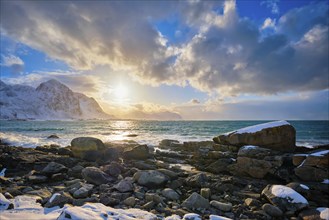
[{"left": 0, "top": 121, "right": 328, "bottom": 219}]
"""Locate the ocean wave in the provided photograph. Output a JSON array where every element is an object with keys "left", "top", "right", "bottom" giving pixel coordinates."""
[{"left": 0, "top": 132, "right": 69, "bottom": 148}]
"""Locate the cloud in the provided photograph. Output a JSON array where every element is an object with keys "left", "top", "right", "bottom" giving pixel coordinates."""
[
  {"left": 261, "top": 18, "right": 276, "bottom": 30},
  {"left": 261, "top": 0, "right": 280, "bottom": 14},
  {"left": 1, "top": 54, "right": 24, "bottom": 74},
  {"left": 174, "top": 90, "right": 329, "bottom": 120},
  {"left": 189, "top": 99, "right": 200, "bottom": 104},
  {"left": 1, "top": 0, "right": 328, "bottom": 97},
  {"left": 173, "top": 1, "right": 328, "bottom": 95},
  {"left": 3, "top": 70, "right": 101, "bottom": 95}
]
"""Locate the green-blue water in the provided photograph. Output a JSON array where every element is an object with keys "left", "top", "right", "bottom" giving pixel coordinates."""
[{"left": 0, "top": 120, "right": 328, "bottom": 148}]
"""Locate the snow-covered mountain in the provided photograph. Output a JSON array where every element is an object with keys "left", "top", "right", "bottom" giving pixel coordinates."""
[{"left": 0, "top": 79, "right": 113, "bottom": 120}]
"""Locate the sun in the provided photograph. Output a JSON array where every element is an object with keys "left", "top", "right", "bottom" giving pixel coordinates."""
[{"left": 114, "top": 84, "right": 128, "bottom": 99}]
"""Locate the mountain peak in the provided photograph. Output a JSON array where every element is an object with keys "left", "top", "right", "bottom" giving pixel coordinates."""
[{"left": 36, "top": 79, "right": 71, "bottom": 93}]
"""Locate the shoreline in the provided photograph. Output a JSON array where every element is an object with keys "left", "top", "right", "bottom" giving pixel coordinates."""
[
  {"left": 1, "top": 121, "right": 328, "bottom": 219},
  {"left": 1, "top": 137, "right": 328, "bottom": 219}
]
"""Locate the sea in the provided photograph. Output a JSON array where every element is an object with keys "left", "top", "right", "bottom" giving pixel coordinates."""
[{"left": 0, "top": 120, "right": 328, "bottom": 148}]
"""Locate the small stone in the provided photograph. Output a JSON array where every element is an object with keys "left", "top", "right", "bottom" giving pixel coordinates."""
[
  {"left": 244, "top": 198, "right": 261, "bottom": 207},
  {"left": 143, "top": 201, "right": 155, "bottom": 210},
  {"left": 161, "top": 188, "right": 180, "bottom": 201},
  {"left": 200, "top": 188, "right": 211, "bottom": 199},
  {"left": 123, "top": 197, "right": 136, "bottom": 207},
  {"left": 262, "top": 203, "right": 283, "bottom": 217},
  {"left": 47, "top": 135, "right": 59, "bottom": 139},
  {"left": 51, "top": 173, "right": 66, "bottom": 181},
  {"left": 73, "top": 184, "right": 94, "bottom": 199},
  {"left": 28, "top": 175, "right": 48, "bottom": 183},
  {"left": 114, "top": 178, "right": 134, "bottom": 193},
  {"left": 210, "top": 200, "right": 232, "bottom": 212},
  {"left": 42, "top": 162, "right": 67, "bottom": 175}
]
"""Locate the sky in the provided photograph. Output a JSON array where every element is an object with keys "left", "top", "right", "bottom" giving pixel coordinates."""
[{"left": 0, "top": 0, "right": 328, "bottom": 120}]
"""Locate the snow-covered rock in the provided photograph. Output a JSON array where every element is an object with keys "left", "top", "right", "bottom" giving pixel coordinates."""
[
  {"left": 261, "top": 184, "right": 308, "bottom": 212},
  {"left": 213, "top": 120, "right": 296, "bottom": 152},
  {"left": 0, "top": 195, "right": 157, "bottom": 220},
  {"left": 0, "top": 79, "right": 112, "bottom": 120}
]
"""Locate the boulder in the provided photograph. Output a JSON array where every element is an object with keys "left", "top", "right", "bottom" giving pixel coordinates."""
[
  {"left": 161, "top": 188, "right": 180, "bottom": 201},
  {"left": 182, "top": 192, "right": 209, "bottom": 209},
  {"left": 232, "top": 145, "right": 284, "bottom": 179},
  {"left": 102, "top": 162, "right": 123, "bottom": 177},
  {"left": 47, "top": 134, "right": 59, "bottom": 139},
  {"left": 213, "top": 120, "right": 296, "bottom": 152},
  {"left": 73, "top": 184, "right": 94, "bottom": 199},
  {"left": 41, "top": 162, "right": 67, "bottom": 175},
  {"left": 295, "top": 150, "right": 329, "bottom": 182},
  {"left": 45, "top": 192, "right": 73, "bottom": 208},
  {"left": 114, "top": 178, "right": 134, "bottom": 192},
  {"left": 262, "top": 203, "right": 283, "bottom": 217},
  {"left": 81, "top": 167, "right": 114, "bottom": 185},
  {"left": 70, "top": 137, "right": 106, "bottom": 159},
  {"left": 123, "top": 197, "right": 136, "bottom": 207},
  {"left": 261, "top": 184, "right": 308, "bottom": 212},
  {"left": 123, "top": 145, "right": 150, "bottom": 160},
  {"left": 133, "top": 170, "right": 168, "bottom": 188}
]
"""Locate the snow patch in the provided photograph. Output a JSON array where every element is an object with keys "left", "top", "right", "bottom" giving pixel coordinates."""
[
  {"left": 241, "top": 145, "right": 259, "bottom": 150},
  {"left": 271, "top": 185, "right": 308, "bottom": 204},
  {"left": 0, "top": 168, "right": 6, "bottom": 177},
  {"left": 209, "top": 215, "right": 233, "bottom": 220},
  {"left": 322, "top": 179, "right": 329, "bottom": 184},
  {"left": 49, "top": 193, "right": 60, "bottom": 204},
  {"left": 0, "top": 195, "right": 157, "bottom": 220},
  {"left": 182, "top": 213, "right": 201, "bottom": 220},
  {"left": 300, "top": 184, "right": 309, "bottom": 190},
  {"left": 316, "top": 207, "right": 329, "bottom": 220},
  {"left": 0, "top": 193, "right": 11, "bottom": 211},
  {"left": 227, "top": 120, "right": 290, "bottom": 135},
  {"left": 310, "top": 150, "right": 329, "bottom": 157}
]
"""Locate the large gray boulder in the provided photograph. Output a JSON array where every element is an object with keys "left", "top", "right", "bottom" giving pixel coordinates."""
[
  {"left": 133, "top": 170, "right": 168, "bottom": 188},
  {"left": 70, "top": 137, "right": 106, "bottom": 160},
  {"left": 261, "top": 184, "right": 308, "bottom": 212},
  {"left": 81, "top": 167, "right": 114, "bottom": 185},
  {"left": 213, "top": 120, "right": 296, "bottom": 152}
]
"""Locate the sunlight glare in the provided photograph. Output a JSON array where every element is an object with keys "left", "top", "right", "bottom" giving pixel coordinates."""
[{"left": 114, "top": 84, "right": 128, "bottom": 99}]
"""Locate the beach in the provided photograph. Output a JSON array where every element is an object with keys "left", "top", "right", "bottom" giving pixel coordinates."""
[{"left": 0, "top": 121, "right": 328, "bottom": 219}]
